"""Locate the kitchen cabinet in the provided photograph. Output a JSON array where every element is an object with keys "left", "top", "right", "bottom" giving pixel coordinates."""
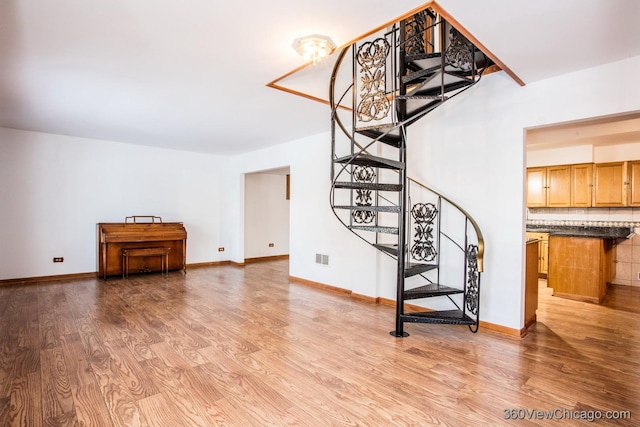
[
  {"left": 627, "top": 161, "right": 640, "bottom": 206},
  {"left": 527, "top": 160, "right": 640, "bottom": 207},
  {"left": 548, "top": 235, "right": 616, "bottom": 304},
  {"left": 526, "top": 167, "right": 547, "bottom": 207},
  {"left": 571, "top": 163, "right": 593, "bottom": 207},
  {"left": 524, "top": 239, "right": 539, "bottom": 329},
  {"left": 526, "top": 165, "right": 571, "bottom": 208},
  {"left": 593, "top": 161, "right": 627, "bottom": 207},
  {"left": 546, "top": 165, "right": 572, "bottom": 207},
  {"left": 525, "top": 232, "right": 549, "bottom": 277}
]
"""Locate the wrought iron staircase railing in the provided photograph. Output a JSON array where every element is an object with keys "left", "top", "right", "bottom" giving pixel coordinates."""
[{"left": 329, "top": 8, "right": 487, "bottom": 337}]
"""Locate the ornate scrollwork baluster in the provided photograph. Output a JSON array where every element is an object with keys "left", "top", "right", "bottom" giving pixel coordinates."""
[
  {"left": 445, "top": 27, "right": 474, "bottom": 71},
  {"left": 356, "top": 38, "right": 391, "bottom": 122},
  {"left": 410, "top": 203, "right": 438, "bottom": 261},
  {"left": 465, "top": 244, "right": 479, "bottom": 315},
  {"left": 352, "top": 166, "right": 376, "bottom": 224},
  {"left": 404, "top": 10, "right": 428, "bottom": 56}
]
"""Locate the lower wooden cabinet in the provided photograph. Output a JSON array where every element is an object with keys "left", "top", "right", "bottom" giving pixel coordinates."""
[
  {"left": 525, "top": 232, "right": 549, "bottom": 277},
  {"left": 548, "top": 235, "right": 615, "bottom": 304},
  {"left": 524, "top": 239, "right": 539, "bottom": 329}
]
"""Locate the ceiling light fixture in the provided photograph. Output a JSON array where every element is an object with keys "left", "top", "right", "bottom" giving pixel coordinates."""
[{"left": 292, "top": 34, "right": 336, "bottom": 64}]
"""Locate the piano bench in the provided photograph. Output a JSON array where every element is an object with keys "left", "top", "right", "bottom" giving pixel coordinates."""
[{"left": 122, "top": 247, "right": 171, "bottom": 278}]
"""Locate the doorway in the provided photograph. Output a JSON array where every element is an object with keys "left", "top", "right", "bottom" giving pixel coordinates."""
[
  {"left": 524, "top": 112, "right": 640, "bottom": 326},
  {"left": 243, "top": 167, "right": 291, "bottom": 263}
]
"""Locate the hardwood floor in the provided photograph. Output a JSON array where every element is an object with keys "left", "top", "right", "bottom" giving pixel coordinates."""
[{"left": 1, "top": 261, "right": 639, "bottom": 426}]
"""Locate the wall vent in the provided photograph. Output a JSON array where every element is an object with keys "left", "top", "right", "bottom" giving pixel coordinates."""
[{"left": 315, "top": 253, "right": 329, "bottom": 265}]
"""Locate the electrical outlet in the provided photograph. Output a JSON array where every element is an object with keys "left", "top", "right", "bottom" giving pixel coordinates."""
[
  {"left": 53, "top": 257, "right": 64, "bottom": 263},
  {"left": 268, "top": 243, "right": 274, "bottom": 247},
  {"left": 218, "top": 247, "right": 225, "bottom": 252}
]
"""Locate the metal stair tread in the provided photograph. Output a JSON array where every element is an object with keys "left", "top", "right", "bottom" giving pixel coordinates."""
[
  {"left": 408, "top": 80, "right": 473, "bottom": 97},
  {"left": 403, "top": 100, "right": 445, "bottom": 124},
  {"left": 404, "top": 263, "right": 438, "bottom": 278},
  {"left": 401, "top": 65, "right": 441, "bottom": 84},
  {"left": 355, "top": 123, "right": 397, "bottom": 132},
  {"left": 335, "top": 154, "right": 404, "bottom": 170},
  {"left": 348, "top": 225, "right": 399, "bottom": 234},
  {"left": 333, "top": 181, "right": 402, "bottom": 191},
  {"left": 354, "top": 126, "right": 402, "bottom": 148},
  {"left": 404, "top": 52, "right": 442, "bottom": 62},
  {"left": 373, "top": 243, "right": 399, "bottom": 255},
  {"left": 397, "top": 94, "right": 447, "bottom": 100},
  {"left": 403, "top": 283, "right": 463, "bottom": 299},
  {"left": 401, "top": 309, "right": 475, "bottom": 325},
  {"left": 333, "top": 205, "right": 401, "bottom": 213}
]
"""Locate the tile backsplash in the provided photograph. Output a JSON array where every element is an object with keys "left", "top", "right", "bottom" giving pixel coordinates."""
[
  {"left": 611, "top": 233, "right": 640, "bottom": 288},
  {"left": 528, "top": 207, "right": 640, "bottom": 287},
  {"left": 527, "top": 207, "right": 640, "bottom": 227}
]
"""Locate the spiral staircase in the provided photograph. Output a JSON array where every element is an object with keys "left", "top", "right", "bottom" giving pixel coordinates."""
[{"left": 330, "top": 9, "right": 488, "bottom": 337}]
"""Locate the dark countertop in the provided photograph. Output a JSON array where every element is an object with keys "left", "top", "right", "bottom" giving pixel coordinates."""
[{"left": 526, "top": 224, "right": 634, "bottom": 239}]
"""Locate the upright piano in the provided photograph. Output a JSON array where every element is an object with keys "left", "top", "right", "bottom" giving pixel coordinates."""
[{"left": 98, "top": 216, "right": 187, "bottom": 279}]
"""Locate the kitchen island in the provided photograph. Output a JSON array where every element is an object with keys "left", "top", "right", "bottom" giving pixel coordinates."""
[
  {"left": 527, "top": 225, "right": 632, "bottom": 304},
  {"left": 548, "top": 235, "right": 614, "bottom": 303}
]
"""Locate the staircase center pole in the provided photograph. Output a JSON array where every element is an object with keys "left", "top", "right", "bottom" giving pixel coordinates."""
[
  {"left": 391, "top": 130, "right": 409, "bottom": 338},
  {"left": 391, "top": 20, "right": 409, "bottom": 338}
]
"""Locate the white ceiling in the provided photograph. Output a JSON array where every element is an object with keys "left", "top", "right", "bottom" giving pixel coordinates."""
[{"left": 1, "top": 0, "right": 639, "bottom": 155}]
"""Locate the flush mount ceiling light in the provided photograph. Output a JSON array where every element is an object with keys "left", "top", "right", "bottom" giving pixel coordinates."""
[{"left": 292, "top": 34, "right": 336, "bottom": 64}]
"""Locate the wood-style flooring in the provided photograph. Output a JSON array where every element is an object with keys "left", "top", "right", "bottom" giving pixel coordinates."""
[{"left": 0, "top": 260, "right": 639, "bottom": 426}]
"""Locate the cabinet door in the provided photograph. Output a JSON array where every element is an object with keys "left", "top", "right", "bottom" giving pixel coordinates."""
[
  {"left": 526, "top": 232, "right": 549, "bottom": 277},
  {"left": 628, "top": 161, "right": 640, "bottom": 206},
  {"left": 546, "top": 165, "right": 571, "bottom": 207},
  {"left": 526, "top": 167, "right": 547, "bottom": 207},
  {"left": 539, "top": 240, "right": 549, "bottom": 275},
  {"left": 593, "top": 162, "right": 627, "bottom": 207},
  {"left": 571, "top": 163, "right": 593, "bottom": 207}
]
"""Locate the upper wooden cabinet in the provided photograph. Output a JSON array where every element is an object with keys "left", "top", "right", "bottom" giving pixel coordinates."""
[
  {"left": 528, "top": 161, "right": 640, "bottom": 208},
  {"left": 571, "top": 163, "right": 593, "bottom": 207},
  {"left": 526, "top": 165, "right": 571, "bottom": 207},
  {"left": 546, "top": 165, "right": 571, "bottom": 207},
  {"left": 628, "top": 161, "right": 640, "bottom": 206},
  {"left": 593, "top": 161, "right": 627, "bottom": 207},
  {"left": 526, "top": 167, "right": 547, "bottom": 207}
]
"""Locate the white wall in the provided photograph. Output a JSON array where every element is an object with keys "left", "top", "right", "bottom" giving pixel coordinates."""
[
  {"left": 244, "top": 173, "right": 290, "bottom": 258},
  {"left": 407, "top": 55, "right": 640, "bottom": 329},
  {"left": 527, "top": 142, "right": 640, "bottom": 167},
  {"left": 527, "top": 145, "right": 594, "bottom": 166},
  {"left": 224, "top": 132, "right": 384, "bottom": 296},
  {"left": 0, "top": 127, "right": 226, "bottom": 280}
]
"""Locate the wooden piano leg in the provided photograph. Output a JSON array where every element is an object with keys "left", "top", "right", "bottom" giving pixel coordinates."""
[{"left": 164, "top": 253, "right": 168, "bottom": 277}]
